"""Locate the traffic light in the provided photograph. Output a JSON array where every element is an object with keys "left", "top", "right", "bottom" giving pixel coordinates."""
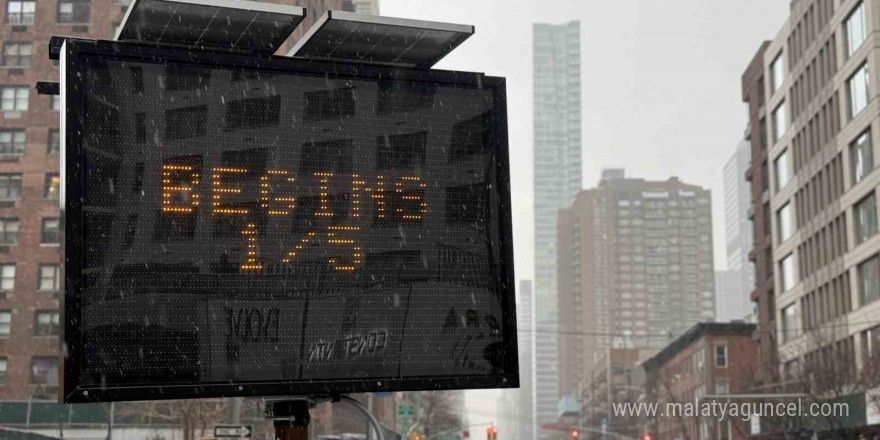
[
  {"left": 571, "top": 430, "right": 580, "bottom": 439},
  {"left": 486, "top": 427, "right": 498, "bottom": 440},
  {"left": 642, "top": 434, "right": 653, "bottom": 440}
]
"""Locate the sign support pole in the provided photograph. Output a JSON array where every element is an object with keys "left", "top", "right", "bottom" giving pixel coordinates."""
[
  {"left": 340, "top": 396, "right": 386, "bottom": 440},
  {"left": 265, "top": 396, "right": 386, "bottom": 440},
  {"left": 267, "top": 400, "right": 310, "bottom": 440}
]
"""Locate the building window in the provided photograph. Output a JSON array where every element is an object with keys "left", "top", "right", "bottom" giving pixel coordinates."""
[
  {"left": 848, "top": 63, "right": 870, "bottom": 118},
  {"left": 34, "top": 310, "right": 60, "bottom": 336},
  {"left": 770, "top": 51, "right": 784, "bottom": 92},
  {"left": 0, "top": 264, "right": 14, "bottom": 291},
  {"left": 782, "top": 303, "right": 800, "bottom": 343},
  {"left": 773, "top": 101, "right": 787, "bottom": 142},
  {"left": 44, "top": 173, "right": 60, "bottom": 199},
  {"left": 761, "top": 162, "right": 769, "bottom": 192},
  {"left": 716, "top": 380, "right": 730, "bottom": 395},
  {"left": 354, "top": 2, "right": 372, "bottom": 14},
  {"left": 858, "top": 254, "right": 880, "bottom": 307},
  {"left": 759, "top": 117, "right": 768, "bottom": 149},
  {"left": 0, "top": 174, "right": 22, "bottom": 199},
  {"left": 6, "top": 1, "right": 35, "bottom": 25},
  {"left": 846, "top": 2, "right": 868, "bottom": 58},
  {"left": 855, "top": 192, "right": 878, "bottom": 245},
  {"left": 3, "top": 41, "right": 31, "bottom": 67},
  {"left": 715, "top": 345, "right": 728, "bottom": 368},
  {"left": 864, "top": 325, "right": 880, "bottom": 360},
  {"left": 41, "top": 218, "right": 59, "bottom": 244},
  {"left": 851, "top": 129, "right": 874, "bottom": 184},
  {"left": 30, "top": 357, "right": 58, "bottom": 385},
  {"left": 778, "top": 202, "right": 794, "bottom": 243},
  {"left": 48, "top": 129, "right": 59, "bottom": 154},
  {"left": 775, "top": 149, "right": 791, "bottom": 190},
  {"left": 0, "top": 87, "right": 28, "bottom": 111},
  {"left": 0, "top": 130, "right": 25, "bottom": 155},
  {"left": 0, "top": 357, "right": 6, "bottom": 384},
  {"left": 57, "top": 0, "right": 91, "bottom": 23},
  {"left": 38, "top": 264, "right": 60, "bottom": 291},
  {"left": 0, "top": 218, "right": 19, "bottom": 245},
  {"left": 0, "top": 310, "right": 9, "bottom": 336},
  {"left": 780, "top": 253, "right": 796, "bottom": 292},
  {"left": 51, "top": 95, "right": 60, "bottom": 111}
]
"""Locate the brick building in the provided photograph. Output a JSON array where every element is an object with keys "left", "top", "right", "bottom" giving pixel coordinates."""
[
  {"left": 556, "top": 170, "right": 716, "bottom": 404},
  {"left": 0, "top": 0, "right": 353, "bottom": 402},
  {"left": 643, "top": 322, "right": 758, "bottom": 440},
  {"left": 742, "top": 39, "right": 783, "bottom": 398}
]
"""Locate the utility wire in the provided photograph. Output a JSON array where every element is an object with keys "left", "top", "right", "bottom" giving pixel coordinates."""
[{"left": 513, "top": 318, "right": 880, "bottom": 338}]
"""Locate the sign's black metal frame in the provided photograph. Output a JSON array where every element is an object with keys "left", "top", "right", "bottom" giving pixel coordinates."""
[{"left": 60, "top": 37, "right": 517, "bottom": 403}]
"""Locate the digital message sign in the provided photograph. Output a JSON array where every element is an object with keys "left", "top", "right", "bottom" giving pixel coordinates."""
[{"left": 61, "top": 39, "right": 517, "bottom": 403}]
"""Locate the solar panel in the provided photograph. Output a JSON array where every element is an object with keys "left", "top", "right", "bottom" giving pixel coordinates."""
[
  {"left": 116, "top": 0, "right": 305, "bottom": 55},
  {"left": 288, "top": 11, "right": 474, "bottom": 69}
]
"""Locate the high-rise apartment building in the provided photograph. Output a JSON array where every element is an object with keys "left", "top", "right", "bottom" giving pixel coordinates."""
[
  {"left": 496, "top": 392, "right": 520, "bottom": 440},
  {"left": 533, "top": 20, "right": 581, "bottom": 438},
  {"left": 533, "top": 319, "right": 559, "bottom": 440},
  {"left": 0, "top": 0, "right": 129, "bottom": 401},
  {"left": 533, "top": 21, "right": 582, "bottom": 323},
  {"left": 719, "top": 138, "right": 756, "bottom": 321},
  {"left": 557, "top": 172, "right": 716, "bottom": 400},
  {"left": 752, "top": 0, "right": 880, "bottom": 410},
  {"left": 0, "top": 0, "right": 349, "bottom": 402},
  {"left": 497, "top": 280, "right": 537, "bottom": 440},
  {"left": 517, "top": 280, "right": 536, "bottom": 440}
]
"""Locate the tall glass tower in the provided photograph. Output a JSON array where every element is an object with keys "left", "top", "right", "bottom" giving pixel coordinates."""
[
  {"left": 533, "top": 20, "right": 581, "bottom": 440},
  {"left": 533, "top": 21, "right": 582, "bottom": 322},
  {"left": 720, "top": 138, "right": 756, "bottom": 322}
]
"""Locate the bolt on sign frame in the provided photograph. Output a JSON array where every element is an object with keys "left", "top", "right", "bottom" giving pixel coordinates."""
[{"left": 59, "top": 34, "right": 517, "bottom": 403}]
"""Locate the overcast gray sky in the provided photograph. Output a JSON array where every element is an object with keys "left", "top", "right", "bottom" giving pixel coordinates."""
[{"left": 381, "top": 0, "right": 790, "bottom": 424}]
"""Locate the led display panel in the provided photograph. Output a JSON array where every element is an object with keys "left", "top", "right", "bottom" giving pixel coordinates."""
[{"left": 61, "top": 39, "right": 517, "bottom": 403}]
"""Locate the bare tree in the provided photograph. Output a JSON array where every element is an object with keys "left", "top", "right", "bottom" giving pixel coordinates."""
[
  {"left": 782, "top": 323, "right": 880, "bottom": 433},
  {"left": 653, "top": 376, "right": 693, "bottom": 440},
  {"left": 419, "top": 391, "right": 464, "bottom": 438},
  {"left": 729, "top": 323, "right": 880, "bottom": 438},
  {"left": 114, "top": 399, "right": 228, "bottom": 440}
]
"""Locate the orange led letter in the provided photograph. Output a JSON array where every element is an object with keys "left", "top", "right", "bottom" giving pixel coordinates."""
[
  {"left": 396, "top": 176, "right": 427, "bottom": 220},
  {"left": 213, "top": 167, "right": 249, "bottom": 215},
  {"left": 260, "top": 170, "right": 296, "bottom": 215},
  {"left": 374, "top": 175, "right": 386, "bottom": 219},
  {"left": 353, "top": 174, "right": 387, "bottom": 221},
  {"left": 352, "top": 174, "right": 366, "bottom": 218},
  {"left": 162, "top": 164, "right": 200, "bottom": 213},
  {"left": 283, "top": 226, "right": 362, "bottom": 272},
  {"left": 314, "top": 172, "right": 334, "bottom": 217},
  {"left": 241, "top": 223, "right": 263, "bottom": 271}
]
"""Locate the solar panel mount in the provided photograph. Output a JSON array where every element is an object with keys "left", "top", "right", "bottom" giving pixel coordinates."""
[{"left": 288, "top": 10, "right": 475, "bottom": 69}]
